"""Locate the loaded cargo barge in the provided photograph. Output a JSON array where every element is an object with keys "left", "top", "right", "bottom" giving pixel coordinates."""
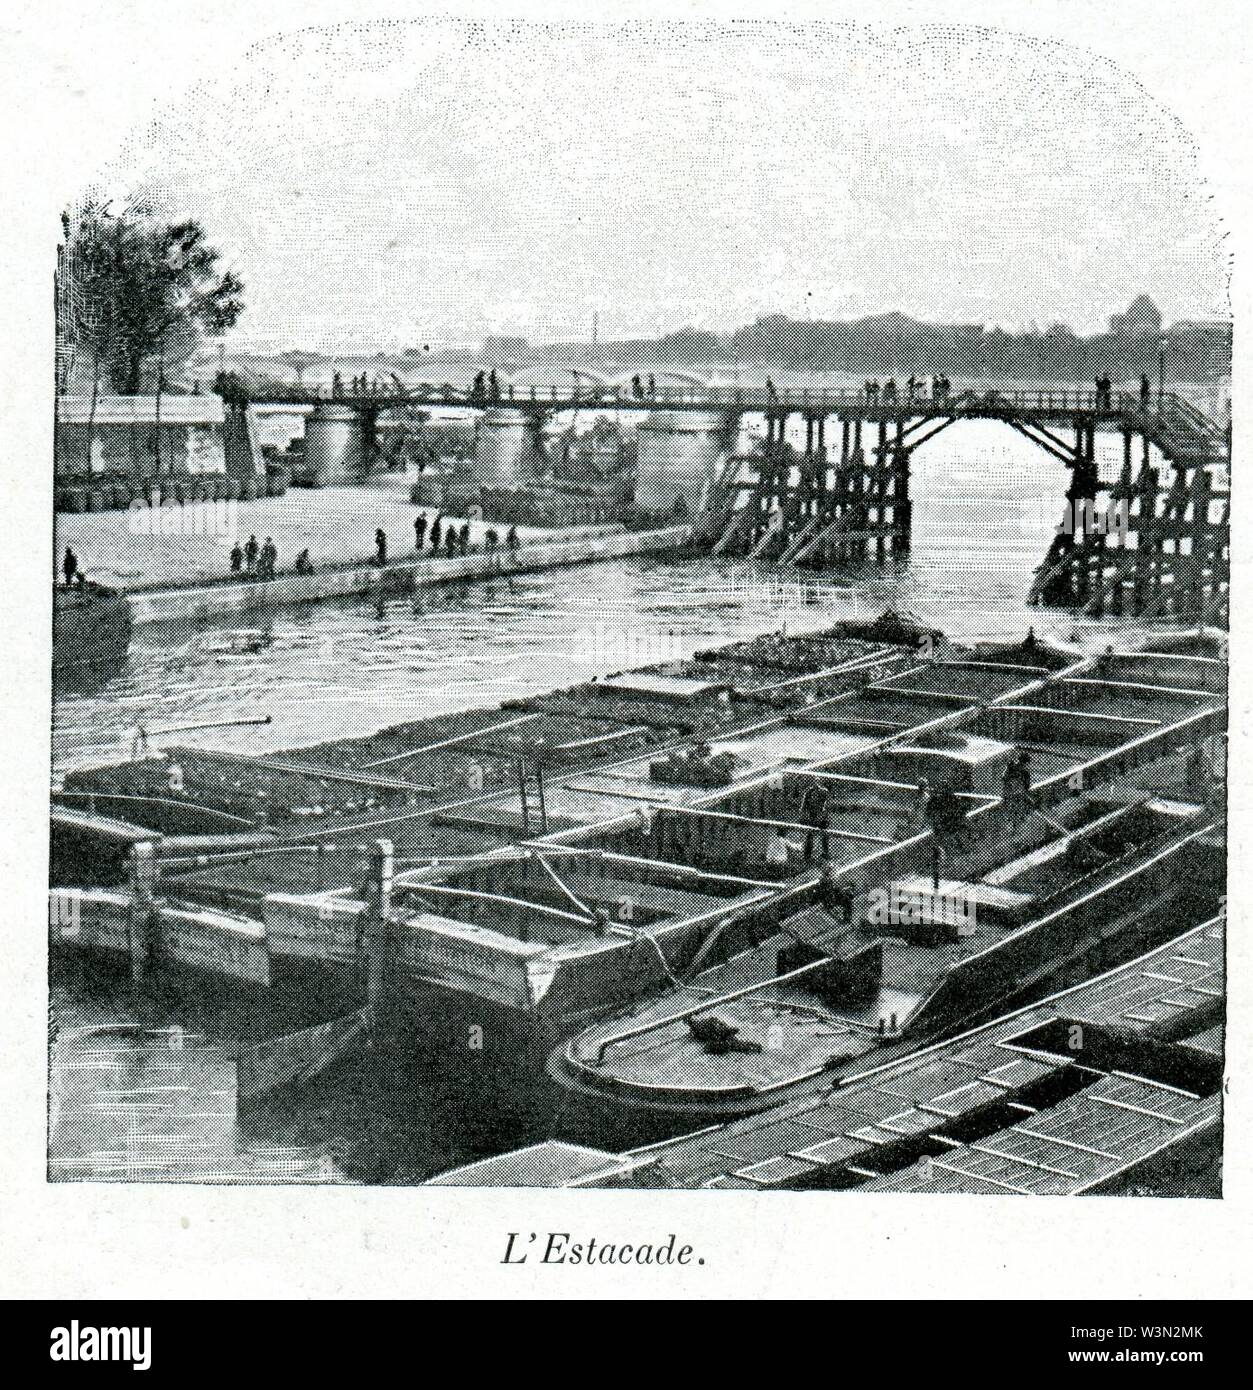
[
  {"left": 429, "top": 913, "right": 1226, "bottom": 1195},
  {"left": 51, "top": 622, "right": 1225, "bottom": 1123}
]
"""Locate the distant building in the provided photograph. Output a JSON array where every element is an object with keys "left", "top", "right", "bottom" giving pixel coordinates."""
[
  {"left": 1171, "top": 319, "right": 1232, "bottom": 343},
  {"left": 1108, "top": 295, "right": 1163, "bottom": 338},
  {"left": 55, "top": 395, "right": 229, "bottom": 481}
]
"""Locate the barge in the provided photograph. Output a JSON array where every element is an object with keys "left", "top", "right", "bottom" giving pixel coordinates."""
[
  {"left": 51, "top": 622, "right": 1226, "bottom": 1126},
  {"left": 429, "top": 912, "right": 1225, "bottom": 1195}
]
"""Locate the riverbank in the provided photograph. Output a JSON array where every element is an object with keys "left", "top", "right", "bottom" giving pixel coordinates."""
[
  {"left": 128, "top": 524, "right": 691, "bottom": 625},
  {"left": 52, "top": 473, "right": 690, "bottom": 625}
]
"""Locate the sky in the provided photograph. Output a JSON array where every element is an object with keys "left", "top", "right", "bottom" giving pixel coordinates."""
[{"left": 89, "top": 18, "right": 1231, "bottom": 352}]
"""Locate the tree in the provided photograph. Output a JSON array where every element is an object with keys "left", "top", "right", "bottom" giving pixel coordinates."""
[
  {"left": 276, "top": 350, "right": 322, "bottom": 387},
  {"left": 65, "top": 200, "right": 245, "bottom": 396}
]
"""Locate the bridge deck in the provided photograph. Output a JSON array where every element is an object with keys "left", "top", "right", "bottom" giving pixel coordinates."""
[{"left": 241, "top": 383, "right": 1209, "bottom": 431}]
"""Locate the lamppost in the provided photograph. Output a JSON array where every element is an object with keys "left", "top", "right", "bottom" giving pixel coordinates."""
[{"left": 1158, "top": 331, "right": 1168, "bottom": 407}]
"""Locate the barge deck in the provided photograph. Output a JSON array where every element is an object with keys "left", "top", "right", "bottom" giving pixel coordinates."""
[{"left": 428, "top": 914, "right": 1225, "bottom": 1194}]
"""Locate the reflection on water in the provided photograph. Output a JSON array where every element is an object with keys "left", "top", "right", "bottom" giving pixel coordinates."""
[{"left": 49, "top": 423, "right": 1183, "bottom": 1182}]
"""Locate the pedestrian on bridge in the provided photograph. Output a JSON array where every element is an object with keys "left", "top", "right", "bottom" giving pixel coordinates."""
[
  {"left": 430, "top": 515, "right": 443, "bottom": 553},
  {"left": 414, "top": 513, "right": 428, "bottom": 551},
  {"left": 488, "top": 368, "right": 500, "bottom": 401},
  {"left": 459, "top": 520, "right": 471, "bottom": 555},
  {"left": 375, "top": 528, "right": 388, "bottom": 566},
  {"left": 1141, "top": 374, "right": 1152, "bottom": 406},
  {"left": 865, "top": 380, "right": 879, "bottom": 402},
  {"left": 765, "top": 377, "right": 778, "bottom": 404},
  {"left": 648, "top": 373, "right": 656, "bottom": 396},
  {"left": 631, "top": 374, "right": 644, "bottom": 399},
  {"left": 506, "top": 524, "right": 520, "bottom": 551}
]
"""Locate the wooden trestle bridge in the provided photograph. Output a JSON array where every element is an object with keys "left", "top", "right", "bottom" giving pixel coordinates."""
[{"left": 240, "top": 381, "right": 1230, "bottom": 624}]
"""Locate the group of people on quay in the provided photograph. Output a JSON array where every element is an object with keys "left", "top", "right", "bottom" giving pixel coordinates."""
[
  {"left": 413, "top": 511, "right": 520, "bottom": 558},
  {"left": 220, "top": 514, "right": 522, "bottom": 582},
  {"left": 228, "top": 535, "right": 283, "bottom": 578}
]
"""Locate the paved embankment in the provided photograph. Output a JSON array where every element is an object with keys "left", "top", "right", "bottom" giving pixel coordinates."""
[{"left": 127, "top": 525, "right": 692, "bottom": 625}]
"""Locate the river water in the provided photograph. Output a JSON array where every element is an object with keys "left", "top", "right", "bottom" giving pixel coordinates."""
[{"left": 49, "top": 420, "right": 1180, "bottom": 1183}]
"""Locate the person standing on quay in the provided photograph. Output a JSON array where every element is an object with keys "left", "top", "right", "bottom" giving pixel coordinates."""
[
  {"left": 375, "top": 528, "right": 388, "bottom": 566},
  {"left": 62, "top": 546, "right": 78, "bottom": 588},
  {"left": 1001, "top": 748, "right": 1033, "bottom": 829},
  {"left": 459, "top": 520, "right": 471, "bottom": 555},
  {"left": 414, "top": 513, "right": 427, "bottom": 551},
  {"left": 244, "top": 534, "right": 259, "bottom": 575},
  {"left": 506, "top": 524, "right": 519, "bottom": 552},
  {"left": 430, "top": 515, "right": 443, "bottom": 553},
  {"left": 229, "top": 541, "right": 243, "bottom": 575}
]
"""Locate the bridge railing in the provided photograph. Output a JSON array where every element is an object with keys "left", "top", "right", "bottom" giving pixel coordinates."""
[{"left": 243, "top": 382, "right": 1217, "bottom": 427}]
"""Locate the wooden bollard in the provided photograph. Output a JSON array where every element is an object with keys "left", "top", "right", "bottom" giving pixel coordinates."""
[
  {"left": 127, "top": 840, "right": 157, "bottom": 985},
  {"left": 364, "top": 839, "right": 395, "bottom": 1012}
]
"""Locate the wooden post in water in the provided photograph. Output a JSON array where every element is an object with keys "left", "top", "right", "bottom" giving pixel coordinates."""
[
  {"left": 893, "top": 443, "right": 912, "bottom": 557},
  {"left": 127, "top": 840, "right": 157, "bottom": 985},
  {"left": 363, "top": 838, "right": 395, "bottom": 1015},
  {"left": 815, "top": 414, "right": 827, "bottom": 517}
]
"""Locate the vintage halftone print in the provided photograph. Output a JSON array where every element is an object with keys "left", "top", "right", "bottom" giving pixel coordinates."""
[{"left": 47, "top": 15, "right": 1228, "bottom": 1198}]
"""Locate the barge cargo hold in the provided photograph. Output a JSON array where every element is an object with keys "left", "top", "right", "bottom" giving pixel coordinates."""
[
  {"left": 548, "top": 808, "right": 1221, "bottom": 1143},
  {"left": 378, "top": 641, "right": 1223, "bottom": 1079},
  {"left": 428, "top": 913, "right": 1225, "bottom": 1195},
  {"left": 51, "top": 624, "right": 1225, "bottom": 1128}
]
